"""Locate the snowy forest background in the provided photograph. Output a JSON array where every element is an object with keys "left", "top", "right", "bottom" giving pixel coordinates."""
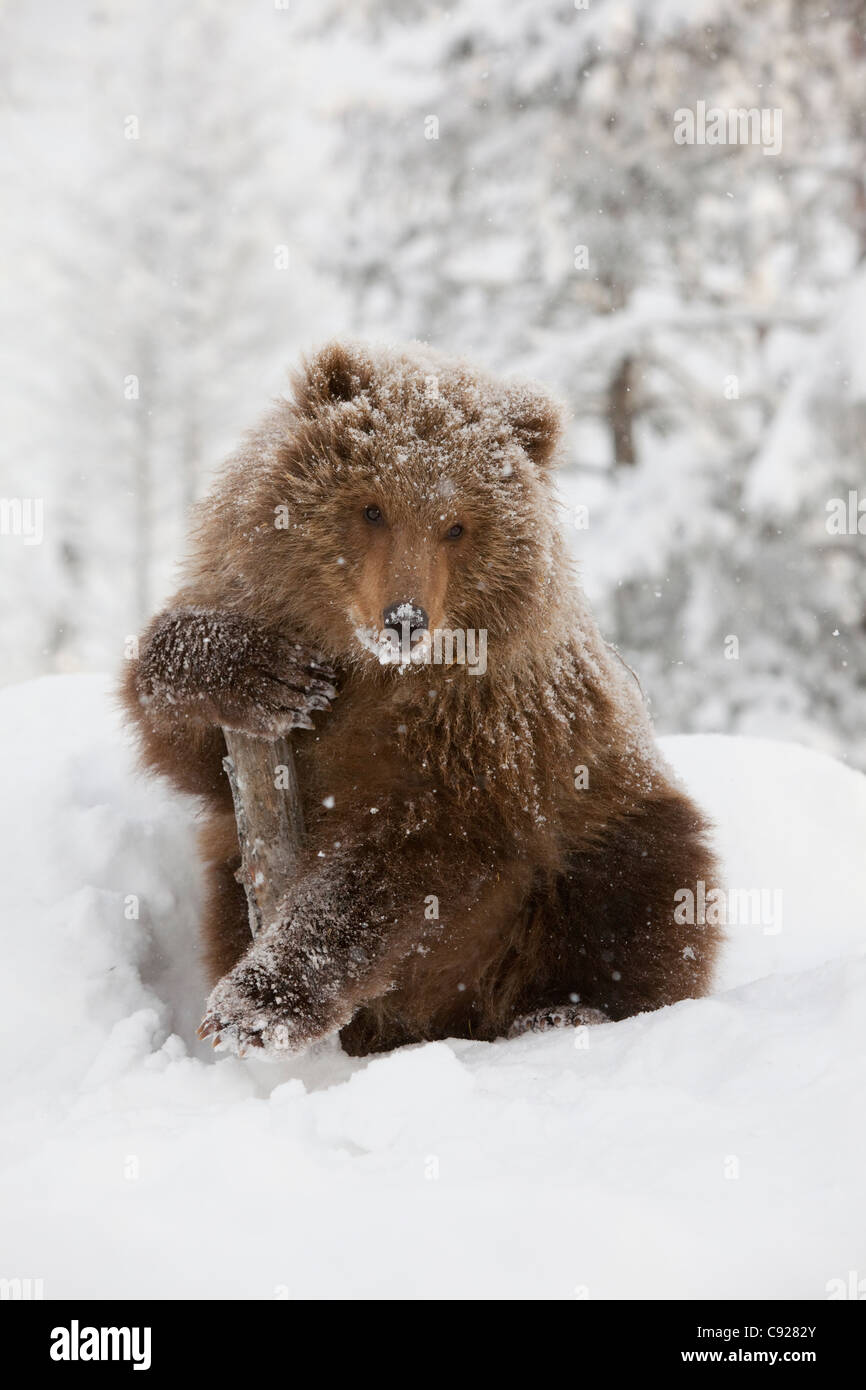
[{"left": 1, "top": 0, "right": 864, "bottom": 765}]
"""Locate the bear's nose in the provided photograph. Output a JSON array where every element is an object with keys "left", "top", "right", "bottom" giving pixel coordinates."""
[{"left": 383, "top": 602, "right": 429, "bottom": 635}]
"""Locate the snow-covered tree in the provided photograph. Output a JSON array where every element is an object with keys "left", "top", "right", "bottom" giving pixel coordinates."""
[
  {"left": 300, "top": 0, "right": 866, "bottom": 760},
  {"left": 0, "top": 0, "right": 332, "bottom": 673}
]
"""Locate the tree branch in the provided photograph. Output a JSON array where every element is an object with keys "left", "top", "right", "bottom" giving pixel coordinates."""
[{"left": 221, "top": 730, "right": 304, "bottom": 938}]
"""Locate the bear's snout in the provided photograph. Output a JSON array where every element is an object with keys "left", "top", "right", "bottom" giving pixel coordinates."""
[{"left": 382, "top": 602, "right": 429, "bottom": 635}]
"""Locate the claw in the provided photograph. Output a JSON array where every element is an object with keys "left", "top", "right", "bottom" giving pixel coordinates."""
[{"left": 308, "top": 679, "right": 338, "bottom": 699}]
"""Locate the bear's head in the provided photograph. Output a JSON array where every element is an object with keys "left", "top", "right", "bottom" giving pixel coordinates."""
[{"left": 200, "top": 340, "right": 570, "bottom": 674}]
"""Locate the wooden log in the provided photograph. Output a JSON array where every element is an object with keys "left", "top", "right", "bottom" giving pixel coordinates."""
[{"left": 221, "top": 729, "right": 305, "bottom": 939}]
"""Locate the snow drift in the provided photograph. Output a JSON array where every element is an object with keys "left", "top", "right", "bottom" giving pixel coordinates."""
[{"left": 0, "top": 675, "right": 863, "bottom": 1299}]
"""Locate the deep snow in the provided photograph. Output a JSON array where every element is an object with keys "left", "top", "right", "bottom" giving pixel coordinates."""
[{"left": 0, "top": 674, "right": 863, "bottom": 1299}]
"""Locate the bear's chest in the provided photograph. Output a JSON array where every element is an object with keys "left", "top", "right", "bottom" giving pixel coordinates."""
[{"left": 293, "top": 683, "right": 433, "bottom": 817}]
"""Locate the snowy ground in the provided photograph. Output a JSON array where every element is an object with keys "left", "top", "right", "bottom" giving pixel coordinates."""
[{"left": 0, "top": 674, "right": 864, "bottom": 1300}]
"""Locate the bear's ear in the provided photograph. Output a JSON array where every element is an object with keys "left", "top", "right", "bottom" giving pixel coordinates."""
[
  {"left": 503, "top": 383, "right": 565, "bottom": 468},
  {"left": 292, "top": 341, "right": 374, "bottom": 415}
]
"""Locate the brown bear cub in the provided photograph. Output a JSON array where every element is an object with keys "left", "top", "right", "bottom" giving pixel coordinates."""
[{"left": 122, "top": 340, "right": 720, "bottom": 1057}]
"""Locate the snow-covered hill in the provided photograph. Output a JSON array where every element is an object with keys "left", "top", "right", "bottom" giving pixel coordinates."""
[{"left": 0, "top": 675, "right": 863, "bottom": 1299}]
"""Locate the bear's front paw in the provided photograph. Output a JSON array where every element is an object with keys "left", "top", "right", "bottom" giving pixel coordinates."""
[
  {"left": 137, "top": 609, "right": 339, "bottom": 737},
  {"left": 217, "top": 635, "right": 339, "bottom": 739},
  {"left": 198, "top": 954, "right": 330, "bottom": 1057}
]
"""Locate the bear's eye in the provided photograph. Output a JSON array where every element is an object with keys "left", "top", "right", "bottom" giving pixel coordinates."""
[
  {"left": 445, "top": 522, "right": 464, "bottom": 540},
  {"left": 364, "top": 505, "right": 383, "bottom": 525}
]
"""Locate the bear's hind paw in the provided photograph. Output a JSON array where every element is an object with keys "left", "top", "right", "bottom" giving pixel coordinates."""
[{"left": 506, "top": 1003, "right": 608, "bottom": 1039}]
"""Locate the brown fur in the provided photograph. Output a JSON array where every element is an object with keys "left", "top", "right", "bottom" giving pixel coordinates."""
[{"left": 121, "top": 339, "right": 721, "bottom": 1056}]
